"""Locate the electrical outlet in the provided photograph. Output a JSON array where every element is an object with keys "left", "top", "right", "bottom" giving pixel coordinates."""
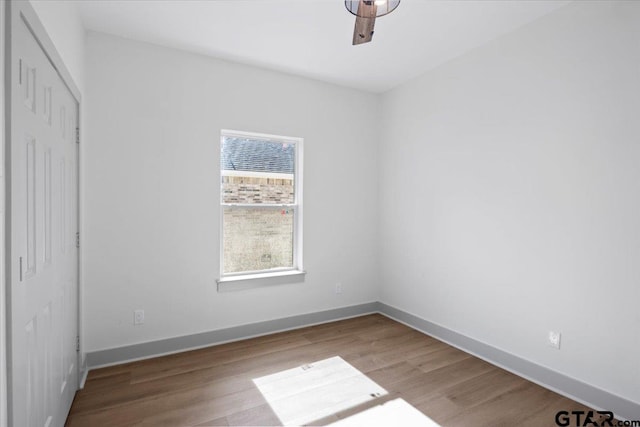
[
  {"left": 335, "top": 283, "right": 342, "bottom": 294},
  {"left": 134, "top": 309, "right": 145, "bottom": 325},
  {"left": 548, "top": 331, "right": 561, "bottom": 349}
]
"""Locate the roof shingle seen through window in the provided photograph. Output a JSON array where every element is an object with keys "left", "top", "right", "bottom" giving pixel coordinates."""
[{"left": 221, "top": 137, "right": 294, "bottom": 174}]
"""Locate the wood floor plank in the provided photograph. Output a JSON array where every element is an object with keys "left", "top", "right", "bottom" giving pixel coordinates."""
[
  {"left": 345, "top": 335, "right": 448, "bottom": 373},
  {"left": 311, "top": 392, "right": 400, "bottom": 425},
  {"left": 404, "top": 356, "right": 496, "bottom": 401},
  {"left": 443, "top": 381, "right": 562, "bottom": 426},
  {"left": 365, "top": 361, "right": 424, "bottom": 386},
  {"left": 300, "top": 316, "right": 396, "bottom": 344},
  {"left": 223, "top": 404, "right": 280, "bottom": 427},
  {"left": 73, "top": 372, "right": 131, "bottom": 398},
  {"left": 439, "top": 367, "right": 527, "bottom": 409},
  {"left": 129, "top": 334, "right": 314, "bottom": 384},
  {"left": 194, "top": 416, "right": 230, "bottom": 427},
  {"left": 66, "top": 314, "right": 612, "bottom": 427},
  {"left": 414, "top": 394, "right": 466, "bottom": 425},
  {"left": 412, "top": 368, "right": 526, "bottom": 424},
  {"left": 408, "top": 345, "right": 473, "bottom": 374},
  {"left": 135, "top": 387, "right": 265, "bottom": 426}
]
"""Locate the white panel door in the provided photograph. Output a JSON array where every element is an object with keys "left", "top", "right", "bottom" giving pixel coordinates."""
[{"left": 9, "top": 8, "right": 79, "bottom": 427}]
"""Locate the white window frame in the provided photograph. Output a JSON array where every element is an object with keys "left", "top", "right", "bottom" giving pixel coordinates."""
[{"left": 217, "top": 129, "right": 305, "bottom": 291}]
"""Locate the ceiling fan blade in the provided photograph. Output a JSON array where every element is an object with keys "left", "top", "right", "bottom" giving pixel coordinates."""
[{"left": 352, "top": 0, "right": 377, "bottom": 45}]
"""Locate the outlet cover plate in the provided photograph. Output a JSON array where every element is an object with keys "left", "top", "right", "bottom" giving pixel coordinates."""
[
  {"left": 134, "top": 309, "right": 145, "bottom": 325},
  {"left": 548, "top": 331, "right": 561, "bottom": 349}
]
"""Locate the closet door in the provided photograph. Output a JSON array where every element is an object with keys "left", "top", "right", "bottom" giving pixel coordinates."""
[{"left": 8, "top": 4, "right": 79, "bottom": 426}]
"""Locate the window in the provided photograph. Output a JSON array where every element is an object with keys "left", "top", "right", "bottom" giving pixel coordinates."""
[{"left": 218, "top": 130, "right": 304, "bottom": 288}]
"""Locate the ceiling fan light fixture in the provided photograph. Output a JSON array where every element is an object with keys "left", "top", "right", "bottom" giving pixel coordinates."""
[{"left": 344, "top": 0, "right": 401, "bottom": 18}]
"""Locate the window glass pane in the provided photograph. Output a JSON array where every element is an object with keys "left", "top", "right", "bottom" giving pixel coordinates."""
[
  {"left": 221, "top": 137, "right": 295, "bottom": 204},
  {"left": 223, "top": 207, "right": 294, "bottom": 274}
]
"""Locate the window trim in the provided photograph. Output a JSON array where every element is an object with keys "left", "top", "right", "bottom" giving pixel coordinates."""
[{"left": 217, "top": 129, "right": 304, "bottom": 289}]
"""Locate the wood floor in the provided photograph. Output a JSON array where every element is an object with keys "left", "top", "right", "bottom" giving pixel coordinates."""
[{"left": 66, "top": 314, "right": 609, "bottom": 426}]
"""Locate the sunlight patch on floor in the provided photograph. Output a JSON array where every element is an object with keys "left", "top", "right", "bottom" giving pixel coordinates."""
[
  {"left": 253, "top": 356, "right": 388, "bottom": 426},
  {"left": 328, "top": 398, "right": 441, "bottom": 427}
]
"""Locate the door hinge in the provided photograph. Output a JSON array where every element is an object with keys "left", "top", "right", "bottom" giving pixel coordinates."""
[
  {"left": 76, "top": 232, "right": 80, "bottom": 249},
  {"left": 76, "top": 127, "right": 80, "bottom": 144},
  {"left": 76, "top": 335, "right": 80, "bottom": 352}
]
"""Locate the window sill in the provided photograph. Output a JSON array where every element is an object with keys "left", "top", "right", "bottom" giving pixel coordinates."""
[{"left": 217, "top": 270, "right": 306, "bottom": 292}]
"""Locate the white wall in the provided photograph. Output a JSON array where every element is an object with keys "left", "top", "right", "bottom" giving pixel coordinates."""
[
  {"left": 29, "top": 0, "right": 84, "bottom": 92},
  {"left": 379, "top": 0, "right": 640, "bottom": 405},
  {"left": 83, "top": 32, "right": 380, "bottom": 352}
]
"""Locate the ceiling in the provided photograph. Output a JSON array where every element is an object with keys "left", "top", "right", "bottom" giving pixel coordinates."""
[{"left": 77, "top": 0, "right": 569, "bottom": 93}]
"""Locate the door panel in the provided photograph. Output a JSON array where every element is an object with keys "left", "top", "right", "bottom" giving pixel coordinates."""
[{"left": 9, "top": 7, "right": 79, "bottom": 427}]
